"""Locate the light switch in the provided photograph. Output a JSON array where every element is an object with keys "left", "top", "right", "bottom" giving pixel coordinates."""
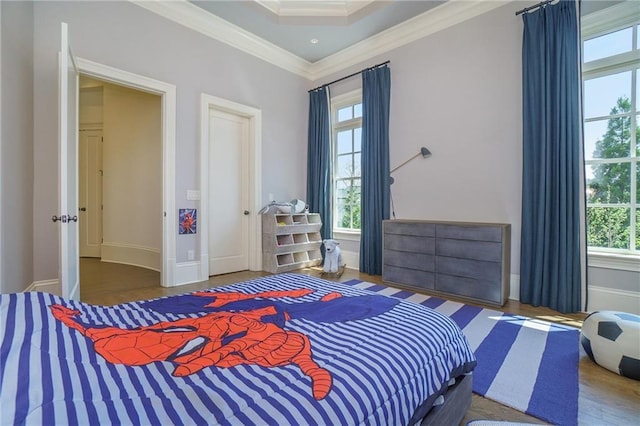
[{"left": 187, "top": 190, "right": 200, "bottom": 201}]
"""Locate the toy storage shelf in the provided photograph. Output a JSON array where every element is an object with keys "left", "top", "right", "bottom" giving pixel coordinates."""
[{"left": 262, "top": 213, "right": 322, "bottom": 273}]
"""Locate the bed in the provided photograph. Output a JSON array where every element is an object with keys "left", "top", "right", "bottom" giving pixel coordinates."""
[{"left": 0, "top": 273, "right": 476, "bottom": 425}]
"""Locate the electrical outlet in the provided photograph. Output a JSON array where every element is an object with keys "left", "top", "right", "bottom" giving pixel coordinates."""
[
  {"left": 187, "top": 250, "right": 195, "bottom": 261},
  {"left": 187, "top": 190, "right": 200, "bottom": 201}
]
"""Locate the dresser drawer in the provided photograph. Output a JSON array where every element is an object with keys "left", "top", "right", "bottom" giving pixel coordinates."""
[
  {"left": 384, "top": 249, "right": 435, "bottom": 271},
  {"left": 383, "top": 265, "right": 435, "bottom": 290},
  {"left": 436, "top": 224, "right": 504, "bottom": 242},
  {"left": 384, "top": 233, "right": 435, "bottom": 254},
  {"left": 436, "top": 238, "right": 503, "bottom": 262}
]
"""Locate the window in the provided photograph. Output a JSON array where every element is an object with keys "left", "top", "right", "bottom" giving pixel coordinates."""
[
  {"left": 331, "top": 91, "right": 362, "bottom": 235},
  {"left": 582, "top": 4, "right": 640, "bottom": 258}
]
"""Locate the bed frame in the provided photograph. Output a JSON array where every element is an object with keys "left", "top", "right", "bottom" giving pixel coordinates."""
[{"left": 421, "top": 374, "right": 473, "bottom": 425}]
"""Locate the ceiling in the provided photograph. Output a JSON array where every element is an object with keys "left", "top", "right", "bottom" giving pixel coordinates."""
[
  {"left": 190, "top": 1, "right": 446, "bottom": 63},
  {"left": 134, "top": 0, "right": 509, "bottom": 80}
]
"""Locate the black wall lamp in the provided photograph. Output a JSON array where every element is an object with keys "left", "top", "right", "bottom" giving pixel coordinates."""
[{"left": 389, "top": 147, "right": 432, "bottom": 184}]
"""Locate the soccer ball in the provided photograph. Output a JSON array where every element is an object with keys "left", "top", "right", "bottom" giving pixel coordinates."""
[{"left": 580, "top": 311, "right": 640, "bottom": 380}]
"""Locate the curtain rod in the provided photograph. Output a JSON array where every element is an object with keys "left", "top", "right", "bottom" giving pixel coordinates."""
[
  {"left": 308, "top": 60, "right": 390, "bottom": 93},
  {"left": 515, "top": 0, "right": 556, "bottom": 16}
]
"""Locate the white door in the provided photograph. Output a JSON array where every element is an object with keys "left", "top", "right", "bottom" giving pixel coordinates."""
[
  {"left": 79, "top": 129, "right": 103, "bottom": 257},
  {"left": 208, "top": 109, "right": 249, "bottom": 275},
  {"left": 57, "top": 22, "right": 80, "bottom": 300}
]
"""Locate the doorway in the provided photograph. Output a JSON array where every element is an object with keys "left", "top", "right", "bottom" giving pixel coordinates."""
[
  {"left": 75, "top": 57, "right": 177, "bottom": 287},
  {"left": 78, "top": 75, "right": 162, "bottom": 296}
]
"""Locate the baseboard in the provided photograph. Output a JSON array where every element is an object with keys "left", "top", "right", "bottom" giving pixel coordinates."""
[
  {"left": 588, "top": 285, "right": 640, "bottom": 315},
  {"left": 25, "top": 279, "right": 61, "bottom": 296},
  {"left": 342, "top": 250, "right": 359, "bottom": 270},
  {"left": 101, "top": 243, "right": 161, "bottom": 272},
  {"left": 174, "top": 261, "right": 203, "bottom": 286},
  {"left": 509, "top": 274, "right": 520, "bottom": 301}
]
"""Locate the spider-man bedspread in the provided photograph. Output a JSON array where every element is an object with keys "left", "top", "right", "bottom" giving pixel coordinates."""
[{"left": 0, "top": 273, "right": 476, "bottom": 425}]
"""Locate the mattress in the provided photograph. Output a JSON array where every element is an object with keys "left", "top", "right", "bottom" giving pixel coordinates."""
[{"left": 0, "top": 273, "right": 476, "bottom": 425}]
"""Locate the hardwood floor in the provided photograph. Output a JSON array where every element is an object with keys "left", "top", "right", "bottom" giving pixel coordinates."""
[{"left": 80, "top": 259, "right": 640, "bottom": 425}]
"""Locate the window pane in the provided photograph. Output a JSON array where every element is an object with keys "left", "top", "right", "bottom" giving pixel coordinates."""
[
  {"left": 347, "top": 180, "right": 361, "bottom": 230},
  {"left": 336, "top": 180, "right": 356, "bottom": 229},
  {"left": 587, "top": 206, "right": 631, "bottom": 249},
  {"left": 585, "top": 119, "right": 623, "bottom": 160},
  {"left": 353, "top": 153, "right": 361, "bottom": 176},
  {"left": 636, "top": 209, "right": 640, "bottom": 250},
  {"left": 354, "top": 103, "right": 362, "bottom": 118},
  {"left": 587, "top": 162, "right": 631, "bottom": 203},
  {"left": 636, "top": 163, "right": 640, "bottom": 206},
  {"left": 637, "top": 163, "right": 640, "bottom": 203},
  {"left": 637, "top": 114, "right": 640, "bottom": 157},
  {"left": 583, "top": 27, "right": 633, "bottom": 62},
  {"left": 336, "top": 154, "right": 353, "bottom": 179},
  {"left": 354, "top": 128, "right": 362, "bottom": 152},
  {"left": 338, "top": 106, "right": 352, "bottom": 122},
  {"left": 586, "top": 115, "right": 631, "bottom": 159},
  {"left": 337, "top": 130, "right": 352, "bottom": 155},
  {"left": 335, "top": 179, "right": 347, "bottom": 197},
  {"left": 335, "top": 198, "right": 348, "bottom": 228},
  {"left": 584, "top": 71, "right": 631, "bottom": 118}
]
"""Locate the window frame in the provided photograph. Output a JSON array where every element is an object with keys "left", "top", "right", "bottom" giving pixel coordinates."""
[
  {"left": 582, "top": 1, "right": 640, "bottom": 270},
  {"left": 331, "top": 89, "right": 362, "bottom": 239}
]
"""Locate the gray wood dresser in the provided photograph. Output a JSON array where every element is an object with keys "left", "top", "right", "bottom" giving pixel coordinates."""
[{"left": 382, "top": 220, "right": 511, "bottom": 306}]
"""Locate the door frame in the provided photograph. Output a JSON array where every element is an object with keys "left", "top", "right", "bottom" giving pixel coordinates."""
[
  {"left": 200, "top": 94, "right": 262, "bottom": 279},
  {"left": 77, "top": 57, "right": 178, "bottom": 287}
]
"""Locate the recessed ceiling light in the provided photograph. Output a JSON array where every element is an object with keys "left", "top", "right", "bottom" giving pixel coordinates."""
[{"left": 310, "top": 38, "right": 319, "bottom": 44}]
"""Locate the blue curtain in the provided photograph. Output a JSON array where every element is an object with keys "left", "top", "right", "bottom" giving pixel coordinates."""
[
  {"left": 306, "top": 87, "right": 332, "bottom": 241},
  {"left": 520, "top": 0, "right": 584, "bottom": 313},
  {"left": 360, "top": 65, "right": 391, "bottom": 274}
]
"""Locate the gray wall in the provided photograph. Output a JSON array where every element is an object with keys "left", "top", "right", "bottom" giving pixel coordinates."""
[
  {"left": 314, "top": 1, "right": 639, "bottom": 310},
  {"left": 31, "top": 1, "right": 309, "bottom": 281},
  {"left": 315, "top": 2, "right": 524, "bottom": 274},
  {"left": 0, "top": 1, "right": 34, "bottom": 293}
]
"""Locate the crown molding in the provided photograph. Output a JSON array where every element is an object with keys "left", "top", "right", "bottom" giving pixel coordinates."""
[
  {"left": 255, "top": 0, "right": 374, "bottom": 17},
  {"left": 132, "top": 0, "right": 313, "bottom": 78},
  {"left": 132, "top": 0, "right": 510, "bottom": 81}
]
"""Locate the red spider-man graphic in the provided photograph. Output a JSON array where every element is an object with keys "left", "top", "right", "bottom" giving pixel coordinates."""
[{"left": 50, "top": 289, "right": 341, "bottom": 400}]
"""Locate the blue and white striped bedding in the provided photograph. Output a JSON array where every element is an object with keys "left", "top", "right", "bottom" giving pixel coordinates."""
[{"left": 0, "top": 273, "right": 476, "bottom": 425}]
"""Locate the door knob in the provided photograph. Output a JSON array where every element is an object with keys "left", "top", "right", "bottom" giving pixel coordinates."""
[
  {"left": 52, "top": 215, "right": 67, "bottom": 223},
  {"left": 79, "top": 207, "right": 87, "bottom": 211},
  {"left": 243, "top": 210, "right": 250, "bottom": 215}
]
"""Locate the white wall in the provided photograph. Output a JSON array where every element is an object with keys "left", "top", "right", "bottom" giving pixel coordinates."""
[
  {"left": 30, "top": 1, "right": 309, "bottom": 282},
  {"left": 0, "top": 1, "right": 34, "bottom": 293}
]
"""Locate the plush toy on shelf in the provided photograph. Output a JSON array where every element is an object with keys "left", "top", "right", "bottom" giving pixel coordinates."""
[{"left": 258, "top": 199, "right": 308, "bottom": 215}]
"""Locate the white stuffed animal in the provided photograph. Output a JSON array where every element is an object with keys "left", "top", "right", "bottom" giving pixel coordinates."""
[{"left": 323, "top": 239, "right": 342, "bottom": 273}]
